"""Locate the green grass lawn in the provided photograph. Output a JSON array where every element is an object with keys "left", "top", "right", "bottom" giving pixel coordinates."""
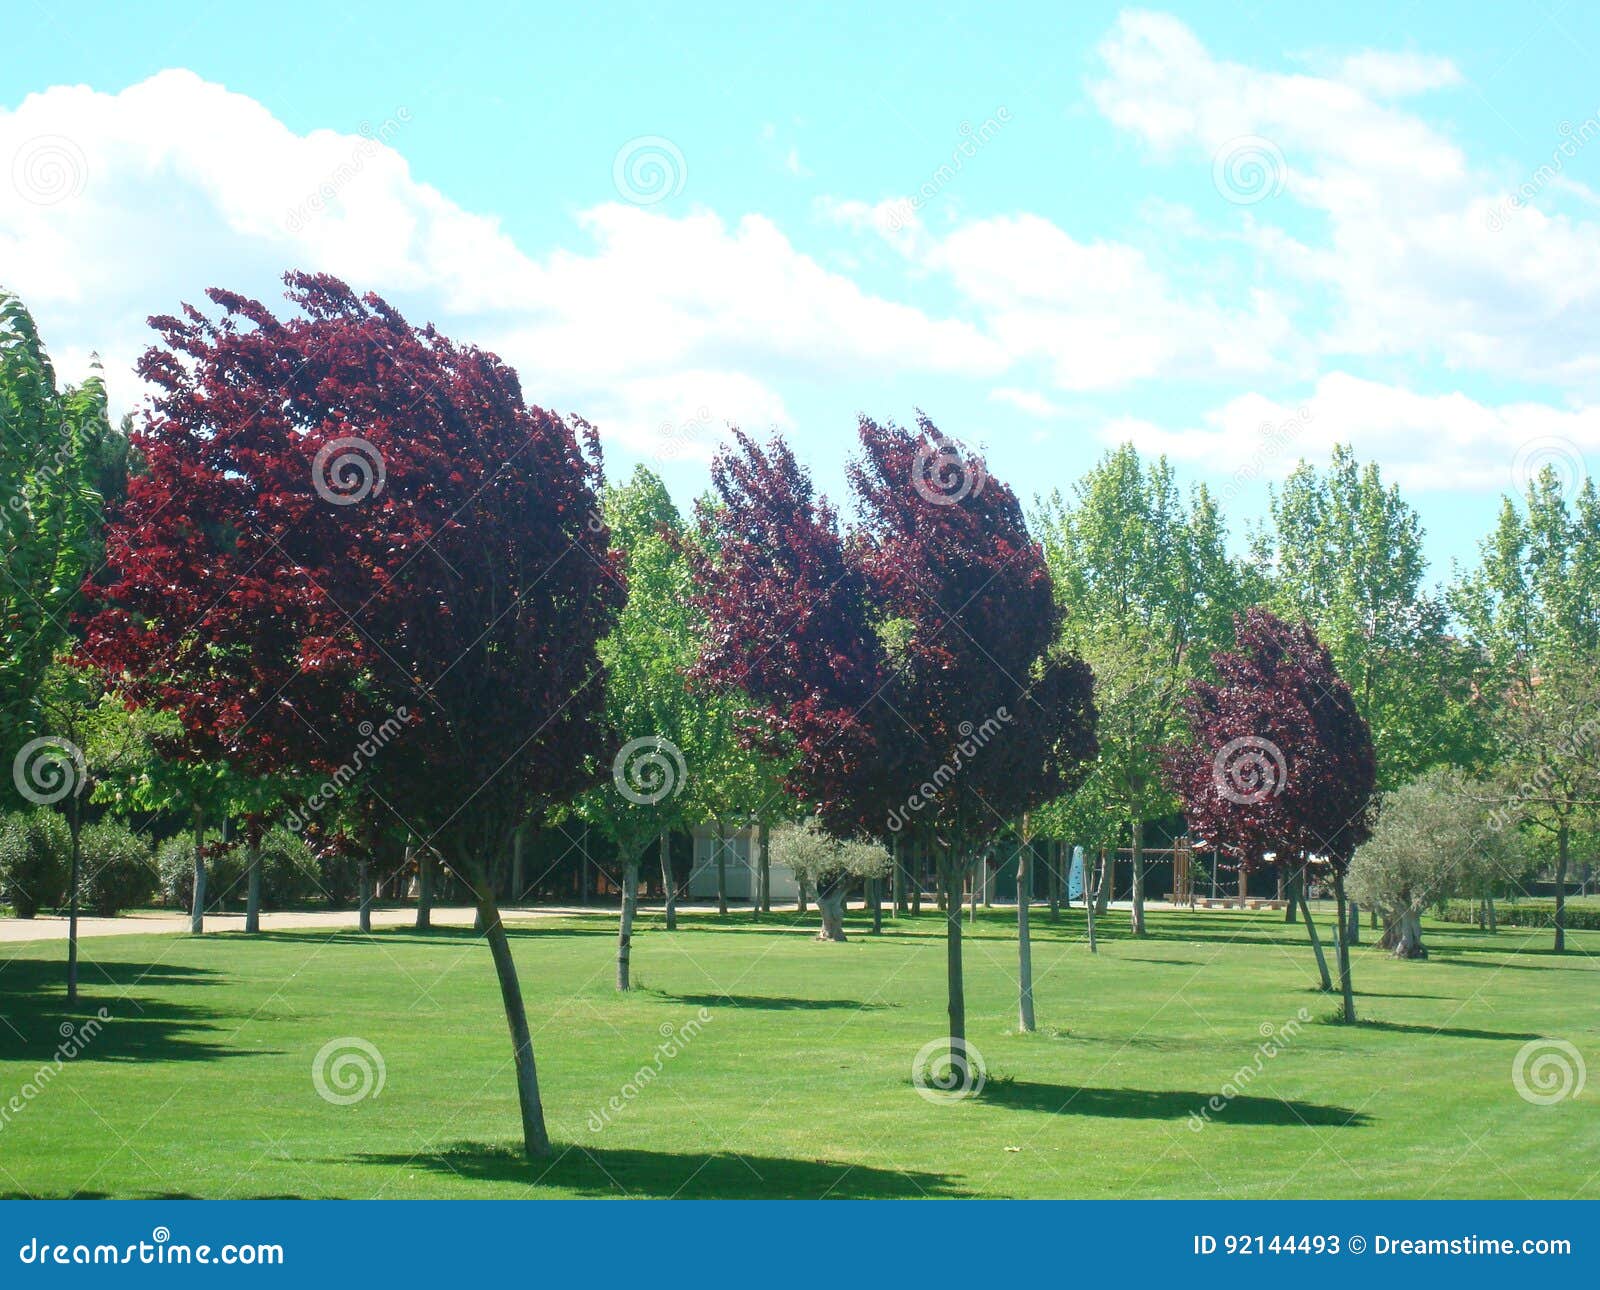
[{"left": 1, "top": 905, "right": 1596, "bottom": 1199}]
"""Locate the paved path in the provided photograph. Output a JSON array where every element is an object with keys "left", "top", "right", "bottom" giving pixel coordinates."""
[{"left": 0, "top": 905, "right": 568, "bottom": 942}]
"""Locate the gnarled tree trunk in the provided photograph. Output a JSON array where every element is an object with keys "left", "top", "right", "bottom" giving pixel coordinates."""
[
  {"left": 816, "top": 877, "right": 848, "bottom": 941},
  {"left": 1379, "top": 905, "right": 1427, "bottom": 959}
]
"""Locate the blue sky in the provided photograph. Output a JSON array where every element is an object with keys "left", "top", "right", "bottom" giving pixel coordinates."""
[{"left": 4, "top": 1, "right": 1600, "bottom": 580}]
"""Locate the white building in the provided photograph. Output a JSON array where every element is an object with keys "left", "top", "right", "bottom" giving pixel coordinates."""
[{"left": 685, "top": 824, "right": 800, "bottom": 902}]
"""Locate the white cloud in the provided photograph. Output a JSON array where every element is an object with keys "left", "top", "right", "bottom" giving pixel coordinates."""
[
  {"left": 1090, "top": 11, "right": 1600, "bottom": 390},
  {"left": 989, "top": 387, "right": 1063, "bottom": 417},
  {"left": 0, "top": 70, "right": 1002, "bottom": 456},
  {"left": 1103, "top": 371, "right": 1600, "bottom": 494}
]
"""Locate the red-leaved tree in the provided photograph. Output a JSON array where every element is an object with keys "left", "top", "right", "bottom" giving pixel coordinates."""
[
  {"left": 691, "top": 416, "right": 1096, "bottom": 1070},
  {"left": 1166, "top": 608, "right": 1376, "bottom": 1020},
  {"left": 82, "top": 273, "right": 622, "bottom": 1155}
]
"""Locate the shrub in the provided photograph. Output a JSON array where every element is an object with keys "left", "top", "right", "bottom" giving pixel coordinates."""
[
  {"left": 1438, "top": 900, "right": 1600, "bottom": 932},
  {"left": 157, "top": 833, "right": 243, "bottom": 911},
  {"left": 258, "top": 826, "right": 319, "bottom": 906},
  {"left": 80, "top": 820, "right": 156, "bottom": 916},
  {"left": 0, "top": 810, "right": 71, "bottom": 918}
]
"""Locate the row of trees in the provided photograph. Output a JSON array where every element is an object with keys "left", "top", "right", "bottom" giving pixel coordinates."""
[{"left": 4, "top": 275, "right": 1595, "bottom": 1156}]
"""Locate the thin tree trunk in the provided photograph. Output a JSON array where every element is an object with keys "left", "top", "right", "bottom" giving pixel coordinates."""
[
  {"left": 67, "top": 797, "right": 81, "bottom": 1004},
  {"left": 475, "top": 882, "right": 549, "bottom": 1157},
  {"left": 1085, "top": 849, "right": 1099, "bottom": 954},
  {"left": 616, "top": 854, "right": 639, "bottom": 989},
  {"left": 968, "top": 864, "right": 978, "bottom": 923},
  {"left": 892, "top": 836, "right": 906, "bottom": 915},
  {"left": 511, "top": 821, "right": 527, "bottom": 904},
  {"left": 757, "top": 819, "right": 771, "bottom": 916},
  {"left": 1298, "top": 880, "right": 1333, "bottom": 991},
  {"left": 1345, "top": 899, "right": 1360, "bottom": 946},
  {"left": 245, "top": 832, "right": 262, "bottom": 934},
  {"left": 943, "top": 856, "right": 965, "bottom": 1056},
  {"left": 1284, "top": 865, "right": 1299, "bottom": 922},
  {"left": 912, "top": 841, "right": 923, "bottom": 916},
  {"left": 715, "top": 821, "right": 728, "bottom": 916},
  {"left": 416, "top": 846, "right": 433, "bottom": 931},
  {"left": 1048, "top": 840, "right": 1061, "bottom": 921},
  {"left": 1129, "top": 818, "right": 1146, "bottom": 935},
  {"left": 869, "top": 876, "right": 882, "bottom": 934},
  {"left": 1333, "top": 872, "right": 1356, "bottom": 1022},
  {"left": 358, "top": 853, "right": 373, "bottom": 934},
  {"left": 1016, "top": 844, "right": 1034, "bottom": 1032},
  {"left": 1095, "top": 847, "right": 1112, "bottom": 916},
  {"left": 659, "top": 829, "right": 676, "bottom": 931},
  {"left": 190, "top": 809, "right": 206, "bottom": 934},
  {"left": 1554, "top": 823, "right": 1569, "bottom": 953},
  {"left": 1486, "top": 892, "right": 1497, "bottom": 932}
]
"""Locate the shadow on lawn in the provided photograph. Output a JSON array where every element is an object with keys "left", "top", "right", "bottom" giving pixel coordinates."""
[
  {"left": 1346, "top": 1019, "right": 1543, "bottom": 1041},
  {"left": 354, "top": 1141, "right": 967, "bottom": 1198},
  {"left": 979, "top": 1079, "right": 1369, "bottom": 1127},
  {"left": 0, "top": 958, "right": 272, "bottom": 1064},
  {"left": 653, "top": 990, "right": 894, "bottom": 1012}
]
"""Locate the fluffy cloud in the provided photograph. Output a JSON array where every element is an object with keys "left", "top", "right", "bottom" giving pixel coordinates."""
[
  {"left": 1103, "top": 371, "right": 1600, "bottom": 495},
  {"left": 0, "top": 70, "right": 1001, "bottom": 456},
  {"left": 1091, "top": 11, "right": 1600, "bottom": 389}
]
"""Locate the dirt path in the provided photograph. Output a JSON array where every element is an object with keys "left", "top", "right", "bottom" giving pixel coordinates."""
[{"left": 0, "top": 905, "right": 568, "bottom": 942}]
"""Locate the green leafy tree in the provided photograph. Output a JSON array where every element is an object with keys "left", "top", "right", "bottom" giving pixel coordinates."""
[{"left": 1034, "top": 446, "right": 1241, "bottom": 934}]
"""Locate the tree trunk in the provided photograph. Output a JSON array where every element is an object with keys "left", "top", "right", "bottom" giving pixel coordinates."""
[
  {"left": 1486, "top": 892, "right": 1497, "bottom": 932},
  {"left": 474, "top": 883, "right": 549, "bottom": 1157},
  {"left": 757, "top": 819, "right": 771, "bottom": 916},
  {"left": 616, "top": 855, "right": 639, "bottom": 989},
  {"left": 416, "top": 846, "right": 433, "bottom": 930},
  {"left": 1094, "top": 848, "right": 1112, "bottom": 916},
  {"left": 189, "top": 809, "right": 206, "bottom": 934},
  {"left": 1129, "top": 819, "right": 1146, "bottom": 936},
  {"left": 943, "top": 857, "right": 965, "bottom": 1054},
  {"left": 659, "top": 830, "right": 677, "bottom": 931},
  {"left": 1048, "top": 841, "right": 1061, "bottom": 920},
  {"left": 1297, "top": 879, "right": 1333, "bottom": 991},
  {"left": 67, "top": 798, "right": 81, "bottom": 1004},
  {"left": 968, "top": 864, "right": 978, "bottom": 923},
  {"left": 1016, "top": 845, "right": 1035, "bottom": 1032},
  {"left": 1381, "top": 906, "right": 1427, "bottom": 959},
  {"left": 816, "top": 881, "right": 848, "bottom": 941},
  {"left": 911, "top": 842, "right": 923, "bottom": 915},
  {"left": 892, "top": 836, "right": 906, "bottom": 915},
  {"left": 1333, "top": 872, "right": 1356, "bottom": 1023},
  {"left": 245, "top": 832, "right": 262, "bottom": 934},
  {"left": 1085, "top": 849, "right": 1099, "bottom": 954},
  {"left": 1284, "top": 866, "right": 1299, "bottom": 922},
  {"left": 869, "top": 876, "right": 882, "bottom": 934},
  {"left": 797, "top": 872, "right": 808, "bottom": 915},
  {"left": 511, "top": 821, "right": 527, "bottom": 904},
  {"left": 1345, "top": 899, "right": 1360, "bottom": 946},
  {"left": 1554, "top": 823, "right": 1569, "bottom": 953},
  {"left": 358, "top": 853, "right": 373, "bottom": 934},
  {"left": 715, "top": 821, "right": 728, "bottom": 916}
]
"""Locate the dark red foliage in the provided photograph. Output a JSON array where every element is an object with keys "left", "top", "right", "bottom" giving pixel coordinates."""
[
  {"left": 690, "top": 414, "right": 1096, "bottom": 845},
  {"left": 80, "top": 273, "right": 622, "bottom": 862},
  {"left": 1166, "top": 608, "right": 1376, "bottom": 874}
]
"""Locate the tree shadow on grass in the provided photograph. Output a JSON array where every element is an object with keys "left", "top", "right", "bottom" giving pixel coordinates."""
[
  {"left": 353, "top": 1141, "right": 967, "bottom": 1198},
  {"left": 0, "top": 958, "right": 273, "bottom": 1064},
  {"left": 652, "top": 990, "right": 895, "bottom": 1012},
  {"left": 1346, "top": 1019, "right": 1543, "bottom": 1041},
  {"left": 1424, "top": 950, "right": 1591, "bottom": 971},
  {"left": 978, "top": 1079, "right": 1369, "bottom": 1127}
]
